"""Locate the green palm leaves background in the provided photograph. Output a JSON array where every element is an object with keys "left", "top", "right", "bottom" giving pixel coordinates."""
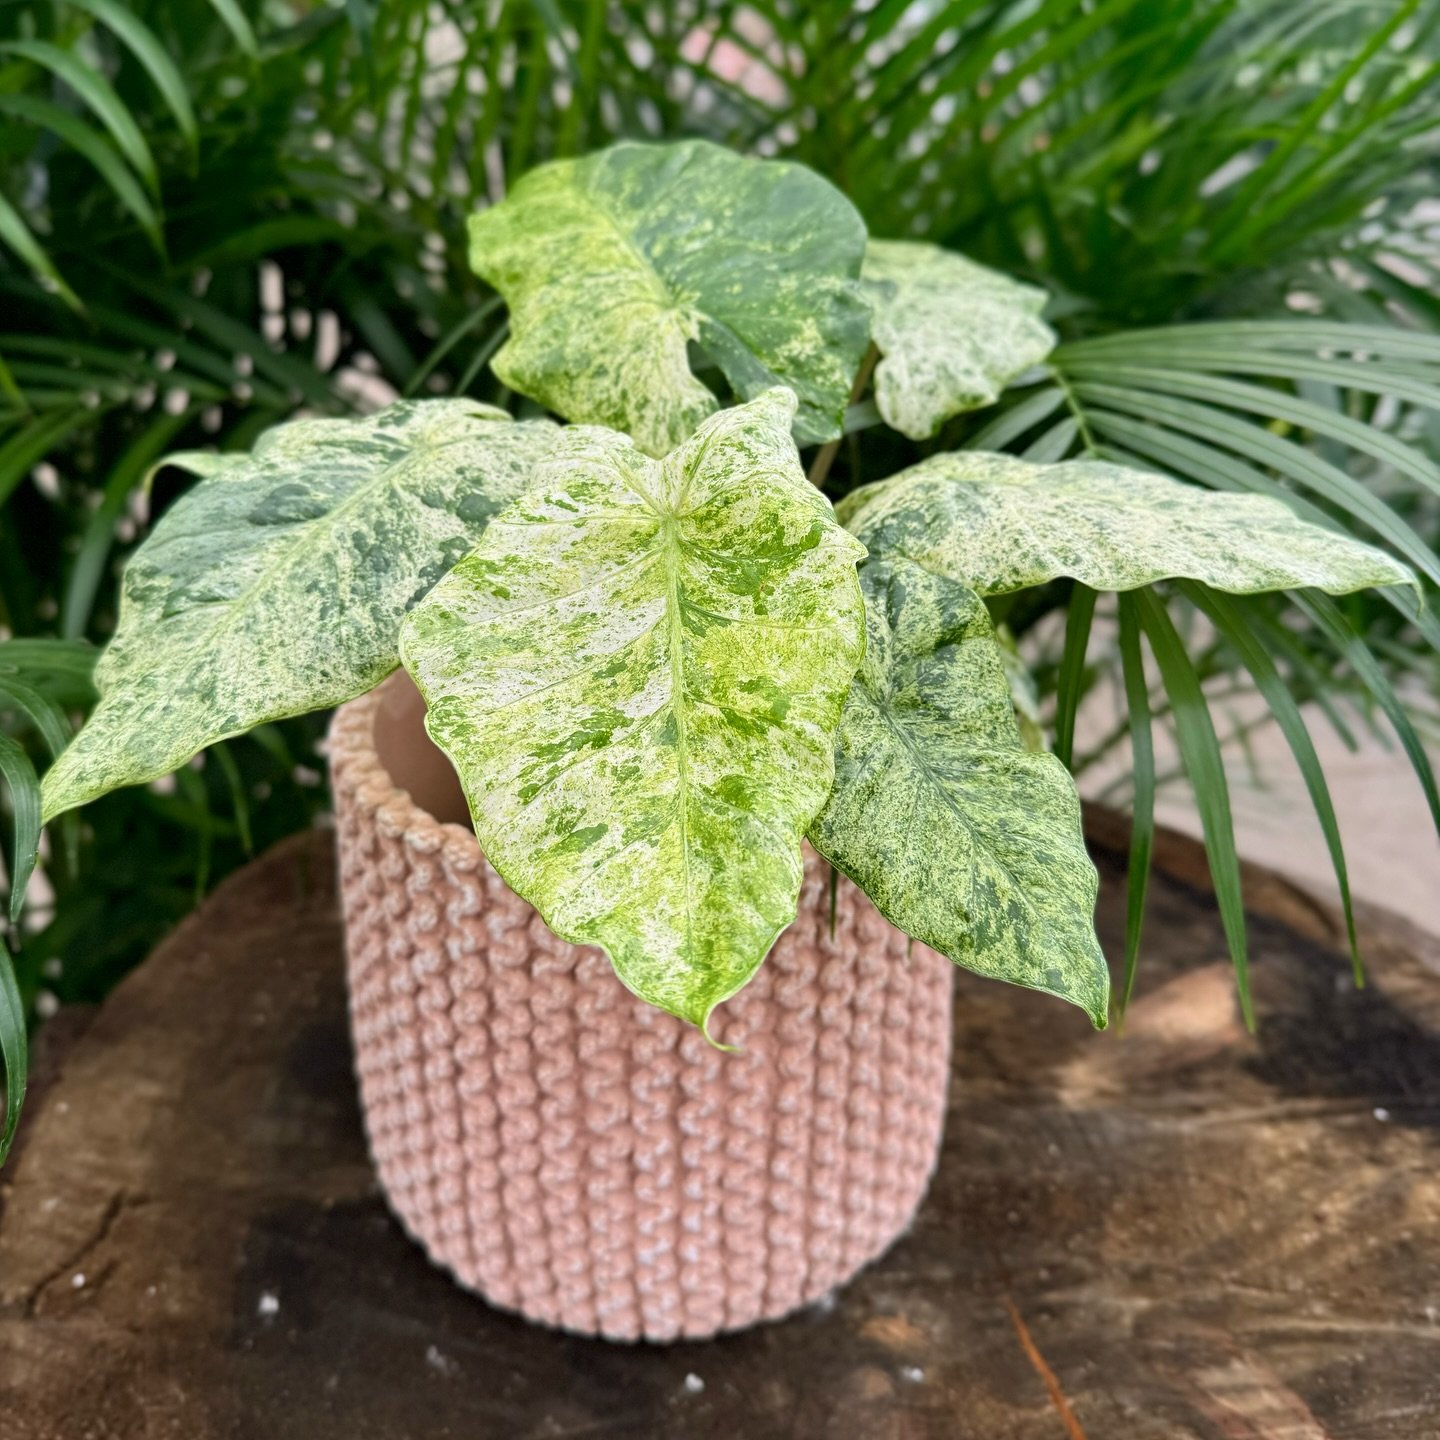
[{"left": 2, "top": 0, "right": 1438, "bottom": 1159}]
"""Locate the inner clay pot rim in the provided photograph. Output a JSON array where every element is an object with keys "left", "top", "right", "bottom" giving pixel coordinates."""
[
  {"left": 329, "top": 679, "right": 491, "bottom": 874},
  {"left": 334, "top": 670, "right": 834, "bottom": 886}
]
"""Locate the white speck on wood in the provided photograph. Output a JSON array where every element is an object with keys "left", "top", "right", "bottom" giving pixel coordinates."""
[{"left": 425, "top": 1344, "right": 458, "bottom": 1377}]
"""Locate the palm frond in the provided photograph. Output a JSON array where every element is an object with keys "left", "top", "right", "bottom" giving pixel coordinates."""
[
  {"left": 1054, "top": 584, "right": 1097, "bottom": 770},
  {"left": 1182, "top": 583, "right": 1363, "bottom": 982},
  {"left": 0, "top": 915, "right": 26, "bottom": 1164},
  {"left": 1115, "top": 592, "right": 1155, "bottom": 1016},
  {"left": 971, "top": 317, "right": 1440, "bottom": 1007},
  {"left": 1135, "top": 587, "right": 1254, "bottom": 1025}
]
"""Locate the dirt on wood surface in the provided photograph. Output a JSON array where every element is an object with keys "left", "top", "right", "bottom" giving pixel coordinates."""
[{"left": 1, "top": 816, "right": 1438, "bottom": 1440}]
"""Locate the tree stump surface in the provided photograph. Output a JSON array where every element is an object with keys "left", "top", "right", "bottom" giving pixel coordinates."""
[{"left": 2, "top": 813, "right": 1438, "bottom": 1440}]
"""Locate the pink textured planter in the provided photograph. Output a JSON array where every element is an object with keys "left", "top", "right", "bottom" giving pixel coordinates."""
[{"left": 330, "top": 672, "right": 954, "bottom": 1342}]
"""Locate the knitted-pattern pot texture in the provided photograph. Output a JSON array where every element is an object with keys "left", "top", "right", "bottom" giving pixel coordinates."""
[{"left": 331, "top": 673, "right": 954, "bottom": 1342}]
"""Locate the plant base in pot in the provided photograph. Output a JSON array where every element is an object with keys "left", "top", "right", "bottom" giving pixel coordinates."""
[{"left": 329, "top": 672, "right": 955, "bottom": 1342}]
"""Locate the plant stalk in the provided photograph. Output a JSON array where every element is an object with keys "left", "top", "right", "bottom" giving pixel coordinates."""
[{"left": 808, "top": 342, "right": 879, "bottom": 488}]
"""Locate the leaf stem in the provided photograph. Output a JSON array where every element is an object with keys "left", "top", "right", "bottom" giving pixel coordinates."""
[{"left": 808, "top": 342, "right": 879, "bottom": 488}]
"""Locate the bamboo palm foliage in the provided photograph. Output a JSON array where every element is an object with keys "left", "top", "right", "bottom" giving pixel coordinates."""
[{"left": 2, "top": 0, "right": 1438, "bottom": 1158}]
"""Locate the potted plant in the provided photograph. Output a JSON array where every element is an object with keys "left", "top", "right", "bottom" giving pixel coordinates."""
[{"left": 25, "top": 140, "right": 1423, "bottom": 1340}]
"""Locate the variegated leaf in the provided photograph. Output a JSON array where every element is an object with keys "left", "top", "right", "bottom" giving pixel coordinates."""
[
  {"left": 468, "top": 139, "right": 870, "bottom": 458},
  {"left": 862, "top": 241, "right": 1056, "bottom": 440},
  {"left": 400, "top": 389, "right": 866, "bottom": 1032},
  {"left": 840, "top": 451, "right": 1418, "bottom": 597},
  {"left": 42, "top": 400, "right": 557, "bottom": 820},
  {"left": 810, "top": 558, "right": 1108, "bottom": 1024}
]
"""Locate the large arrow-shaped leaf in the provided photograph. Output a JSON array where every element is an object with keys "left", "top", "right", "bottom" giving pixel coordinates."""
[
  {"left": 810, "top": 558, "right": 1108, "bottom": 1024},
  {"left": 862, "top": 241, "right": 1056, "bottom": 441},
  {"left": 839, "top": 451, "right": 1417, "bottom": 597},
  {"left": 468, "top": 139, "right": 870, "bottom": 458},
  {"left": 43, "top": 400, "right": 558, "bottom": 820},
  {"left": 400, "top": 389, "right": 866, "bottom": 1032}
]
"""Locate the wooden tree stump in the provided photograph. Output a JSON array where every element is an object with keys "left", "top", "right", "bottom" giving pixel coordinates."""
[{"left": 2, "top": 814, "right": 1438, "bottom": 1439}]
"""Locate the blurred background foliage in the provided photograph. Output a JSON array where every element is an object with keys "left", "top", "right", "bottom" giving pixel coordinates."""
[{"left": 1, "top": 0, "right": 1438, "bottom": 1041}]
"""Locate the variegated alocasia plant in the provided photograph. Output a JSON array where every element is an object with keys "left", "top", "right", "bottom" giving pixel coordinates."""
[{"left": 35, "top": 138, "right": 1423, "bottom": 1044}]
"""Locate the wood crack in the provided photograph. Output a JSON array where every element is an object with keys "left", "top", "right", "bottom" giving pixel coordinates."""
[{"left": 21, "top": 1190, "right": 143, "bottom": 1317}]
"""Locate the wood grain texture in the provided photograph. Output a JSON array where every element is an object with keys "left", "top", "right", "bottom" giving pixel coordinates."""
[{"left": 2, "top": 813, "right": 1438, "bottom": 1439}]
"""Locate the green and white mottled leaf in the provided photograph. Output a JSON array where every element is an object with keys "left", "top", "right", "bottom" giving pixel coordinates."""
[
  {"left": 862, "top": 241, "right": 1056, "bottom": 441},
  {"left": 400, "top": 389, "right": 866, "bottom": 1032},
  {"left": 42, "top": 401, "right": 557, "bottom": 820},
  {"left": 809, "top": 558, "right": 1108, "bottom": 1025},
  {"left": 839, "top": 451, "right": 1418, "bottom": 598},
  {"left": 468, "top": 139, "right": 870, "bottom": 458}
]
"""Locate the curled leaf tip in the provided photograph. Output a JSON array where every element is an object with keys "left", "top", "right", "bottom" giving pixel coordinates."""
[
  {"left": 700, "top": 1006, "right": 741, "bottom": 1054},
  {"left": 751, "top": 383, "right": 799, "bottom": 423}
]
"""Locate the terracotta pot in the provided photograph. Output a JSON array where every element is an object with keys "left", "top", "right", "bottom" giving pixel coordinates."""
[{"left": 329, "top": 671, "right": 954, "bottom": 1342}]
